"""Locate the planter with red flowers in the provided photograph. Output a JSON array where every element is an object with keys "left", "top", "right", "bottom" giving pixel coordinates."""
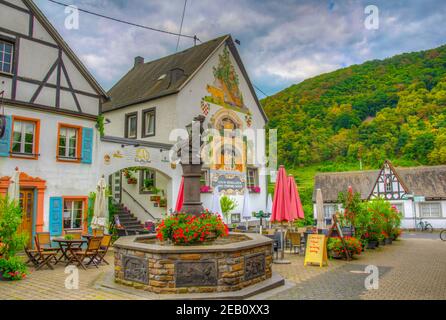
[
  {"left": 327, "top": 237, "right": 362, "bottom": 260},
  {"left": 200, "top": 185, "right": 213, "bottom": 194},
  {"left": 156, "top": 211, "right": 229, "bottom": 245},
  {"left": 248, "top": 186, "right": 261, "bottom": 194}
]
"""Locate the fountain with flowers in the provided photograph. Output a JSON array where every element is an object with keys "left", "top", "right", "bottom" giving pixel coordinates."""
[{"left": 113, "top": 116, "right": 283, "bottom": 296}]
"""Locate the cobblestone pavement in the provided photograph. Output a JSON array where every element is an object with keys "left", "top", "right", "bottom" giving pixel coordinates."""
[
  {"left": 269, "top": 237, "right": 446, "bottom": 300},
  {"left": 0, "top": 252, "right": 145, "bottom": 300},
  {"left": 0, "top": 236, "right": 445, "bottom": 300}
]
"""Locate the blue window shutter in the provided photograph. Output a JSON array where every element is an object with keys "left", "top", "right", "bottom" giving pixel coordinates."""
[
  {"left": 0, "top": 115, "right": 12, "bottom": 157},
  {"left": 81, "top": 127, "right": 93, "bottom": 164},
  {"left": 49, "top": 197, "right": 63, "bottom": 236}
]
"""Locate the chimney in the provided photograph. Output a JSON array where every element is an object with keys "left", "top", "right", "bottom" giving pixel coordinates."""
[{"left": 134, "top": 56, "right": 144, "bottom": 67}]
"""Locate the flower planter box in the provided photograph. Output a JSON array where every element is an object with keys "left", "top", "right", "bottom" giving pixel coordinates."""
[
  {"left": 384, "top": 238, "right": 393, "bottom": 245},
  {"left": 150, "top": 196, "right": 161, "bottom": 202},
  {"left": 127, "top": 179, "right": 137, "bottom": 185}
]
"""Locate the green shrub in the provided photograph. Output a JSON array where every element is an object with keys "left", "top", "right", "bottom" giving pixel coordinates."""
[
  {"left": 0, "top": 256, "right": 27, "bottom": 280},
  {"left": 0, "top": 197, "right": 27, "bottom": 259}
]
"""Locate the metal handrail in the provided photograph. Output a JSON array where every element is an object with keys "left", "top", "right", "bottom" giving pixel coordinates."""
[{"left": 122, "top": 188, "right": 156, "bottom": 221}]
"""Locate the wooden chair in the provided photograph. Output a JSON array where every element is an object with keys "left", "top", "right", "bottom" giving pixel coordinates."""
[
  {"left": 64, "top": 230, "right": 84, "bottom": 250},
  {"left": 65, "top": 230, "right": 82, "bottom": 240},
  {"left": 96, "top": 235, "right": 112, "bottom": 265},
  {"left": 70, "top": 236, "right": 103, "bottom": 270},
  {"left": 24, "top": 245, "right": 41, "bottom": 267},
  {"left": 34, "top": 235, "right": 59, "bottom": 270},
  {"left": 35, "top": 232, "right": 60, "bottom": 252},
  {"left": 92, "top": 229, "right": 104, "bottom": 237},
  {"left": 289, "top": 232, "right": 302, "bottom": 254}
]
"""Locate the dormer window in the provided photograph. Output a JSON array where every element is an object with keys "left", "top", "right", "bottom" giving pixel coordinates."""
[{"left": 0, "top": 40, "right": 14, "bottom": 74}]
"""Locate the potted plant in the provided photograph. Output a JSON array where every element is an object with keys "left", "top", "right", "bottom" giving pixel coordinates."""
[
  {"left": 159, "top": 198, "right": 167, "bottom": 208},
  {"left": 156, "top": 211, "right": 229, "bottom": 245},
  {"left": 150, "top": 188, "right": 162, "bottom": 202},
  {"left": 0, "top": 196, "right": 28, "bottom": 281},
  {"left": 220, "top": 195, "right": 238, "bottom": 225},
  {"left": 327, "top": 236, "right": 362, "bottom": 260},
  {"left": 0, "top": 257, "right": 27, "bottom": 281}
]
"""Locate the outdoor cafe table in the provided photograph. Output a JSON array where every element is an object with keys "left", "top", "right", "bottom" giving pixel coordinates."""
[{"left": 53, "top": 238, "right": 87, "bottom": 264}]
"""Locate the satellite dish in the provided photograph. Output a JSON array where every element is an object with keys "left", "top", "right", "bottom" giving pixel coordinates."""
[{"left": 0, "top": 115, "right": 5, "bottom": 139}]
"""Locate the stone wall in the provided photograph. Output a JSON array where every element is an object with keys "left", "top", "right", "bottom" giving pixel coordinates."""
[{"left": 114, "top": 237, "right": 273, "bottom": 294}]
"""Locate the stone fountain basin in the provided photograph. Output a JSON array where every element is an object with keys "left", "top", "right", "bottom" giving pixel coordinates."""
[{"left": 113, "top": 233, "right": 274, "bottom": 294}]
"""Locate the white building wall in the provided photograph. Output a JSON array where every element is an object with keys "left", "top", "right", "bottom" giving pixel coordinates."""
[
  {"left": 177, "top": 43, "right": 268, "bottom": 220},
  {"left": 0, "top": 105, "right": 100, "bottom": 231}
]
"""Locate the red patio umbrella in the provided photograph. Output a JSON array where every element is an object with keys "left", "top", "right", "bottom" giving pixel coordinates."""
[
  {"left": 288, "top": 175, "right": 305, "bottom": 220},
  {"left": 271, "top": 166, "right": 292, "bottom": 223},
  {"left": 270, "top": 166, "right": 293, "bottom": 263},
  {"left": 175, "top": 177, "right": 184, "bottom": 212}
]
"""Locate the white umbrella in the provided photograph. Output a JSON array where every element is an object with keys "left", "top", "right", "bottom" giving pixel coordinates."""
[
  {"left": 91, "top": 176, "right": 108, "bottom": 233},
  {"left": 241, "top": 188, "right": 252, "bottom": 230},
  {"left": 211, "top": 186, "right": 223, "bottom": 220},
  {"left": 266, "top": 193, "right": 273, "bottom": 229},
  {"left": 316, "top": 188, "right": 326, "bottom": 230},
  {"left": 8, "top": 168, "right": 20, "bottom": 203}
]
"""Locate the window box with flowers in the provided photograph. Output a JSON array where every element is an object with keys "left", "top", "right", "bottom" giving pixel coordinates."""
[
  {"left": 200, "top": 185, "right": 213, "bottom": 193},
  {"left": 249, "top": 186, "right": 261, "bottom": 194}
]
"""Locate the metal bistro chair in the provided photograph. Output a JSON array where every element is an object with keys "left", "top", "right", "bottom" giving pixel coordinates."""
[{"left": 272, "top": 231, "right": 283, "bottom": 260}]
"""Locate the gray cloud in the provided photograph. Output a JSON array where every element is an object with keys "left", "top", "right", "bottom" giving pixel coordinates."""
[{"left": 35, "top": 0, "right": 446, "bottom": 95}]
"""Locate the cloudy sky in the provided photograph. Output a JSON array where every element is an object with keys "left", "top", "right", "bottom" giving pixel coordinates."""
[{"left": 35, "top": 0, "right": 446, "bottom": 96}]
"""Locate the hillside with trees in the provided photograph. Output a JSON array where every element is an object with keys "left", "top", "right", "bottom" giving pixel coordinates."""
[{"left": 262, "top": 45, "right": 446, "bottom": 169}]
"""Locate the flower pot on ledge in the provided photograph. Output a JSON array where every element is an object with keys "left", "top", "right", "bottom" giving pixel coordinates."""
[
  {"left": 127, "top": 178, "right": 137, "bottom": 185},
  {"left": 150, "top": 196, "right": 161, "bottom": 202}
]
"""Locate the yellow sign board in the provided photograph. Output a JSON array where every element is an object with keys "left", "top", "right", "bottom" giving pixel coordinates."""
[{"left": 304, "top": 234, "right": 328, "bottom": 267}]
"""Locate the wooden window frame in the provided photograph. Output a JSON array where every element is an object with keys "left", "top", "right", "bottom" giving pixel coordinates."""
[
  {"left": 420, "top": 202, "right": 442, "bottom": 218},
  {"left": 200, "top": 168, "right": 210, "bottom": 187},
  {"left": 247, "top": 167, "right": 259, "bottom": 190},
  {"left": 124, "top": 112, "right": 138, "bottom": 139},
  {"left": 62, "top": 196, "right": 88, "bottom": 232},
  {"left": 10, "top": 116, "right": 40, "bottom": 160},
  {"left": 139, "top": 169, "right": 157, "bottom": 194},
  {"left": 0, "top": 38, "right": 14, "bottom": 75},
  {"left": 142, "top": 107, "right": 156, "bottom": 138},
  {"left": 56, "top": 123, "right": 83, "bottom": 163}
]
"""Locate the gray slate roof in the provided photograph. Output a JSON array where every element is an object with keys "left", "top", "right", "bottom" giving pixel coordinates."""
[
  {"left": 313, "top": 165, "right": 446, "bottom": 202},
  {"left": 103, "top": 35, "right": 229, "bottom": 112}
]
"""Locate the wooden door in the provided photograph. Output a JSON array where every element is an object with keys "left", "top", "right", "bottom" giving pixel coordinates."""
[{"left": 19, "top": 190, "right": 34, "bottom": 247}]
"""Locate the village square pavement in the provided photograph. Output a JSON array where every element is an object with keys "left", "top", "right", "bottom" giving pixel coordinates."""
[{"left": 0, "top": 233, "right": 445, "bottom": 300}]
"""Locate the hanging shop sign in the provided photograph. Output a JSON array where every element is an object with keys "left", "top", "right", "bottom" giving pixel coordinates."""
[{"left": 211, "top": 170, "right": 245, "bottom": 195}]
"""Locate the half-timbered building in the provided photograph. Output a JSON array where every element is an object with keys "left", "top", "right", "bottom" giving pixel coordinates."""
[
  {"left": 313, "top": 160, "right": 446, "bottom": 229},
  {"left": 0, "top": 0, "right": 108, "bottom": 243}
]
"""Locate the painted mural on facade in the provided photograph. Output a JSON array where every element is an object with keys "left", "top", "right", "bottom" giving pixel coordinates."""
[{"left": 204, "top": 46, "right": 250, "bottom": 114}]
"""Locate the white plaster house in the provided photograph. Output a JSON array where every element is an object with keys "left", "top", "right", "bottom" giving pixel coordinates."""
[
  {"left": 313, "top": 160, "right": 446, "bottom": 230},
  {"left": 0, "top": 0, "right": 108, "bottom": 243},
  {"left": 102, "top": 35, "right": 269, "bottom": 224}
]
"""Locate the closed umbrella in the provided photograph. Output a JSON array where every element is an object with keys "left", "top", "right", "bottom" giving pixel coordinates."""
[
  {"left": 270, "top": 166, "right": 294, "bottom": 262},
  {"left": 289, "top": 176, "right": 305, "bottom": 220},
  {"left": 211, "top": 186, "right": 223, "bottom": 220},
  {"left": 91, "top": 176, "right": 108, "bottom": 234},
  {"left": 316, "top": 188, "right": 326, "bottom": 230},
  {"left": 266, "top": 193, "right": 273, "bottom": 229},
  {"left": 175, "top": 177, "right": 184, "bottom": 212},
  {"left": 8, "top": 167, "right": 20, "bottom": 203},
  {"left": 241, "top": 188, "right": 252, "bottom": 230},
  {"left": 287, "top": 176, "right": 300, "bottom": 221}
]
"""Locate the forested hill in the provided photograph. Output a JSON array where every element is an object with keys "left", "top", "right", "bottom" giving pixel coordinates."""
[{"left": 262, "top": 45, "right": 446, "bottom": 168}]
